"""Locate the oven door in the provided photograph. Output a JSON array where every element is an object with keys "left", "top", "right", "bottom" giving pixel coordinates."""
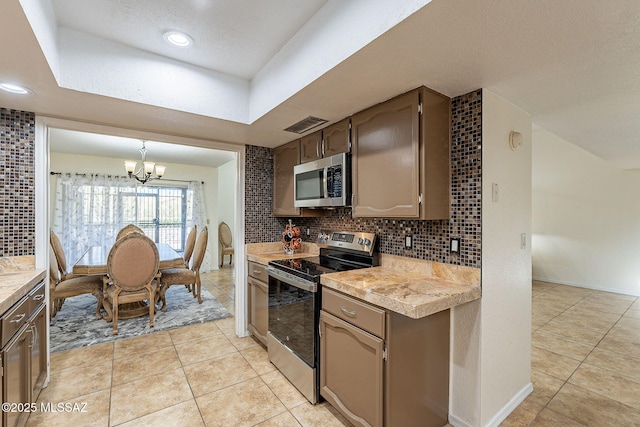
[
  {"left": 266, "top": 266, "right": 320, "bottom": 403},
  {"left": 266, "top": 268, "right": 318, "bottom": 366}
]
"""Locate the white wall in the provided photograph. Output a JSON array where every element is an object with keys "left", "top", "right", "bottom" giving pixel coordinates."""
[
  {"left": 479, "top": 90, "right": 532, "bottom": 426},
  {"left": 532, "top": 128, "right": 640, "bottom": 296},
  {"left": 49, "top": 151, "right": 220, "bottom": 271},
  {"left": 450, "top": 89, "right": 532, "bottom": 426},
  {"left": 217, "top": 158, "right": 237, "bottom": 267}
]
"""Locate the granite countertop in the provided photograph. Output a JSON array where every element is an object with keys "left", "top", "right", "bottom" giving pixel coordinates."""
[
  {"left": 321, "top": 264, "right": 481, "bottom": 319},
  {"left": 0, "top": 256, "right": 47, "bottom": 314},
  {"left": 246, "top": 244, "right": 481, "bottom": 319},
  {"left": 246, "top": 242, "right": 320, "bottom": 265}
]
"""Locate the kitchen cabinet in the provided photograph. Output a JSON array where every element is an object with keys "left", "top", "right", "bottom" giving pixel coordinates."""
[
  {"left": 300, "top": 119, "right": 351, "bottom": 163},
  {"left": 273, "top": 139, "right": 326, "bottom": 217},
  {"left": 351, "top": 87, "right": 450, "bottom": 219},
  {"left": 247, "top": 261, "right": 268, "bottom": 346},
  {"left": 319, "top": 288, "right": 449, "bottom": 427},
  {"left": 2, "top": 281, "right": 47, "bottom": 427}
]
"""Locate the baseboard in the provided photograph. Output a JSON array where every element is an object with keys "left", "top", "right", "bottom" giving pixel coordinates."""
[
  {"left": 448, "top": 413, "right": 472, "bottom": 427},
  {"left": 533, "top": 276, "right": 640, "bottom": 297},
  {"left": 483, "top": 382, "right": 533, "bottom": 427}
]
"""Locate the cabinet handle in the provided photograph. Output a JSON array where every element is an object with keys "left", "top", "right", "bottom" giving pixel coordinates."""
[
  {"left": 253, "top": 270, "right": 262, "bottom": 275},
  {"left": 321, "top": 139, "right": 325, "bottom": 157},
  {"left": 339, "top": 305, "right": 357, "bottom": 317},
  {"left": 31, "top": 325, "right": 37, "bottom": 346},
  {"left": 32, "top": 294, "right": 45, "bottom": 301},
  {"left": 10, "top": 313, "right": 26, "bottom": 323},
  {"left": 316, "top": 141, "right": 321, "bottom": 159}
]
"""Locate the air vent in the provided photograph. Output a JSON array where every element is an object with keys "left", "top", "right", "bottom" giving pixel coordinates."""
[{"left": 284, "top": 116, "right": 328, "bottom": 134}]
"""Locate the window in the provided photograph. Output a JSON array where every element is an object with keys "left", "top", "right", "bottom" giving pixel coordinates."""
[
  {"left": 78, "top": 184, "right": 189, "bottom": 252},
  {"left": 54, "top": 174, "right": 209, "bottom": 272}
]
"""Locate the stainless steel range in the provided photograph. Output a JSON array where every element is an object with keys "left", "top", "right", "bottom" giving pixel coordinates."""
[{"left": 265, "top": 229, "right": 378, "bottom": 404}]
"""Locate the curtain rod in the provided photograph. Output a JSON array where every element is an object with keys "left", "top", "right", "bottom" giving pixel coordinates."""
[{"left": 49, "top": 172, "right": 204, "bottom": 184}]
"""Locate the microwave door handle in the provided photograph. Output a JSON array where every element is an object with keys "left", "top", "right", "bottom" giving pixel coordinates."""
[{"left": 323, "top": 167, "right": 329, "bottom": 198}]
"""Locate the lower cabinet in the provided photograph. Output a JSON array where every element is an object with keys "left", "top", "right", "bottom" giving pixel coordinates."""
[
  {"left": 319, "top": 288, "right": 449, "bottom": 427},
  {"left": 1, "top": 281, "right": 48, "bottom": 427},
  {"left": 247, "top": 261, "right": 268, "bottom": 346}
]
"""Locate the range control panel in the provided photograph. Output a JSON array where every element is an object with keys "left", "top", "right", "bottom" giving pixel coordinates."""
[{"left": 317, "top": 229, "right": 377, "bottom": 255}]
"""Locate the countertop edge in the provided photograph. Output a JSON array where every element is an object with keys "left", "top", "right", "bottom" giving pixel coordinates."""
[
  {"left": 321, "top": 269, "right": 481, "bottom": 319},
  {"left": 0, "top": 269, "right": 47, "bottom": 314}
]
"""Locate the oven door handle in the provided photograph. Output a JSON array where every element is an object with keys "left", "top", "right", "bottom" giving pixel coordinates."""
[{"left": 266, "top": 267, "right": 317, "bottom": 293}]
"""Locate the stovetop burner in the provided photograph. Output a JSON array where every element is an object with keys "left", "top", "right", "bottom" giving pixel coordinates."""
[{"left": 268, "top": 230, "right": 379, "bottom": 283}]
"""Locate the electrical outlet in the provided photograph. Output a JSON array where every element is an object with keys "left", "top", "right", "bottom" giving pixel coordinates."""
[
  {"left": 306, "top": 227, "right": 311, "bottom": 237},
  {"left": 405, "top": 235, "right": 413, "bottom": 249},
  {"left": 450, "top": 238, "right": 460, "bottom": 254}
]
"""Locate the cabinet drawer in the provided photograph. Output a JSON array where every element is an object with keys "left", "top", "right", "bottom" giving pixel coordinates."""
[
  {"left": 248, "top": 261, "right": 268, "bottom": 282},
  {"left": 322, "top": 288, "right": 385, "bottom": 338},
  {"left": 1, "top": 294, "right": 30, "bottom": 348},
  {"left": 28, "top": 281, "right": 46, "bottom": 314}
]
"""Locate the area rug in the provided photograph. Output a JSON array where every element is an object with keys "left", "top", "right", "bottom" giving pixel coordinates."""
[{"left": 49, "top": 286, "right": 232, "bottom": 353}]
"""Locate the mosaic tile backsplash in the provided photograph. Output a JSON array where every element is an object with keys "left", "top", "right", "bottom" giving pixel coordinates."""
[
  {"left": 244, "top": 145, "right": 283, "bottom": 244},
  {"left": 0, "top": 108, "right": 36, "bottom": 257},
  {"left": 244, "top": 90, "right": 482, "bottom": 268}
]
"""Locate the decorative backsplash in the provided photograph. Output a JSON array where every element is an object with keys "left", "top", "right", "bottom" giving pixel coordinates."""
[
  {"left": 244, "top": 89, "right": 482, "bottom": 268},
  {"left": 0, "top": 108, "right": 36, "bottom": 257},
  {"left": 244, "top": 145, "right": 283, "bottom": 244}
]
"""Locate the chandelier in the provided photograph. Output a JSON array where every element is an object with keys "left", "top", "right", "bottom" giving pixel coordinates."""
[{"left": 124, "top": 140, "right": 166, "bottom": 184}]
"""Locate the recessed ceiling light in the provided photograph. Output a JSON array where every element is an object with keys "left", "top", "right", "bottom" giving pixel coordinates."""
[
  {"left": 163, "top": 31, "right": 193, "bottom": 48},
  {"left": 0, "top": 82, "right": 31, "bottom": 94}
]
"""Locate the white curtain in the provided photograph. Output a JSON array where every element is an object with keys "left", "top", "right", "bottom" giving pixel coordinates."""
[
  {"left": 187, "top": 181, "right": 212, "bottom": 272},
  {"left": 52, "top": 173, "right": 138, "bottom": 267},
  {"left": 53, "top": 175, "right": 212, "bottom": 272}
]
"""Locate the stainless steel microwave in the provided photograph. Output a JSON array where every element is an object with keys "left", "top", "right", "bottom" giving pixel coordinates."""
[{"left": 294, "top": 152, "right": 350, "bottom": 208}]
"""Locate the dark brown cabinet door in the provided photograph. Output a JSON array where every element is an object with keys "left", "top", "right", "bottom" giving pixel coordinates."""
[
  {"left": 2, "top": 327, "right": 31, "bottom": 427},
  {"left": 248, "top": 276, "right": 268, "bottom": 346},
  {"left": 300, "top": 131, "right": 323, "bottom": 163},
  {"left": 322, "top": 119, "right": 350, "bottom": 158},
  {"left": 30, "top": 305, "right": 47, "bottom": 401},
  {"left": 352, "top": 90, "right": 420, "bottom": 218},
  {"left": 320, "top": 310, "right": 384, "bottom": 427},
  {"left": 273, "top": 140, "right": 301, "bottom": 216}
]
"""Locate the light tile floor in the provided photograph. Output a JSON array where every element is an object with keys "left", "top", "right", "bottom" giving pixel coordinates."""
[
  {"left": 27, "top": 267, "right": 351, "bottom": 427},
  {"left": 28, "top": 272, "right": 640, "bottom": 426},
  {"left": 501, "top": 280, "right": 640, "bottom": 426}
]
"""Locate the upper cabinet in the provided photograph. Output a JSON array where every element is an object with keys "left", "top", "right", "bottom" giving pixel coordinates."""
[
  {"left": 351, "top": 87, "right": 450, "bottom": 219},
  {"left": 300, "top": 119, "right": 351, "bottom": 163},
  {"left": 273, "top": 139, "right": 326, "bottom": 217},
  {"left": 273, "top": 140, "right": 300, "bottom": 217}
]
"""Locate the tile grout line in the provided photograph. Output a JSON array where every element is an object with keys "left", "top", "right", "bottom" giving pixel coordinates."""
[{"left": 531, "top": 286, "right": 640, "bottom": 425}]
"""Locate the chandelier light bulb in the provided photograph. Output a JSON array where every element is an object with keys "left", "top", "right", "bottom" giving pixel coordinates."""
[{"left": 124, "top": 140, "right": 165, "bottom": 184}]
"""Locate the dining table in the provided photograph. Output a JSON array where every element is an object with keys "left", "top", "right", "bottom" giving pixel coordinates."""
[{"left": 73, "top": 242, "right": 184, "bottom": 320}]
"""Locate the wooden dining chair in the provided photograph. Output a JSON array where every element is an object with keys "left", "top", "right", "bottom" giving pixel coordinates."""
[
  {"left": 104, "top": 232, "right": 159, "bottom": 335},
  {"left": 158, "top": 226, "right": 208, "bottom": 310},
  {"left": 50, "top": 230, "right": 75, "bottom": 280},
  {"left": 218, "top": 221, "right": 233, "bottom": 267},
  {"left": 161, "top": 225, "right": 197, "bottom": 293},
  {"left": 116, "top": 223, "right": 144, "bottom": 241},
  {"left": 49, "top": 244, "right": 104, "bottom": 319},
  {"left": 183, "top": 225, "right": 197, "bottom": 268}
]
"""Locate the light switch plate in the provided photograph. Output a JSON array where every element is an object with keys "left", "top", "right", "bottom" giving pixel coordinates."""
[
  {"left": 492, "top": 183, "right": 499, "bottom": 202},
  {"left": 451, "top": 238, "right": 460, "bottom": 254},
  {"left": 405, "top": 235, "right": 413, "bottom": 249}
]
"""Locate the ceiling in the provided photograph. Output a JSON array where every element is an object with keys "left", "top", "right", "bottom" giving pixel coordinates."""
[
  {"left": 2, "top": 0, "right": 640, "bottom": 169},
  {"left": 49, "top": 128, "right": 236, "bottom": 168}
]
